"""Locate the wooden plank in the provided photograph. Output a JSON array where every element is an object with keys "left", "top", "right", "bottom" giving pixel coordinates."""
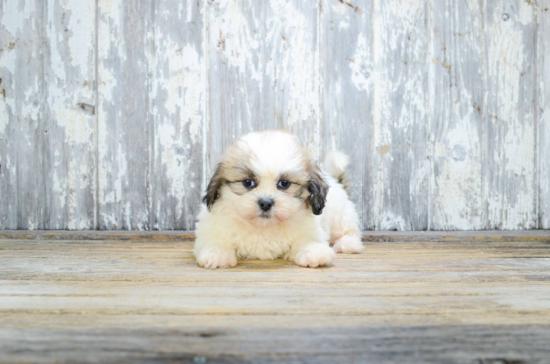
[
  {"left": 319, "top": 0, "right": 373, "bottom": 229},
  {"left": 42, "top": 0, "right": 96, "bottom": 229},
  {"left": 2, "top": 278, "right": 550, "bottom": 316},
  {"left": 2, "top": 294, "right": 550, "bottom": 317},
  {"left": 96, "top": 0, "right": 153, "bottom": 230},
  {"left": 540, "top": 1, "right": 550, "bottom": 229},
  {"left": 2, "top": 240, "right": 550, "bottom": 285},
  {"left": 0, "top": 0, "right": 45, "bottom": 229},
  {"left": 3, "top": 314, "right": 550, "bottom": 331},
  {"left": 0, "top": 230, "right": 548, "bottom": 242},
  {"left": 207, "top": 0, "right": 320, "bottom": 173},
  {"left": 1, "top": 324, "right": 550, "bottom": 364},
  {"left": 430, "top": 0, "right": 486, "bottom": 230},
  {"left": 371, "top": 0, "right": 430, "bottom": 230},
  {"left": 3, "top": 280, "right": 550, "bottom": 298},
  {"left": 0, "top": 230, "right": 196, "bottom": 241},
  {"left": 361, "top": 229, "right": 550, "bottom": 242},
  {"left": 151, "top": 0, "right": 205, "bottom": 230},
  {"left": 1, "top": 237, "right": 550, "bottom": 363},
  {"left": 2, "top": 238, "right": 550, "bottom": 254},
  {"left": 485, "top": 0, "right": 537, "bottom": 229}
]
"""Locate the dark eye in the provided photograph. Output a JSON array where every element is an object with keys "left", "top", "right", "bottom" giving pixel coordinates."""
[
  {"left": 242, "top": 179, "right": 256, "bottom": 189},
  {"left": 277, "top": 180, "right": 291, "bottom": 190}
]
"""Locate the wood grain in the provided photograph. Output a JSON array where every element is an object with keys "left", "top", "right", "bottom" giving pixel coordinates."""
[
  {"left": 430, "top": 0, "right": 486, "bottom": 230},
  {"left": 486, "top": 0, "right": 537, "bottom": 230},
  {"left": 0, "top": 0, "right": 45, "bottom": 229},
  {"left": 320, "top": 0, "right": 373, "bottom": 230},
  {"left": 42, "top": 0, "right": 96, "bottom": 229},
  {"left": 151, "top": 0, "right": 205, "bottom": 230},
  {"left": 540, "top": 1, "right": 550, "bottom": 229},
  {"left": 1, "top": 0, "right": 550, "bottom": 231},
  {"left": 371, "top": 0, "right": 430, "bottom": 230},
  {"left": 207, "top": 0, "right": 320, "bottom": 173},
  {"left": 97, "top": 0, "right": 153, "bottom": 230},
  {"left": 1, "top": 233, "right": 550, "bottom": 363},
  {"left": 1, "top": 323, "right": 550, "bottom": 364}
]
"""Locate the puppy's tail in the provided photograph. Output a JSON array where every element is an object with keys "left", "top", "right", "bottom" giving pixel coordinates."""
[{"left": 324, "top": 150, "right": 350, "bottom": 192}]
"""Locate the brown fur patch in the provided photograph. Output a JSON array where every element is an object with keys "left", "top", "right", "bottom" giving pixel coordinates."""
[
  {"left": 203, "top": 163, "right": 225, "bottom": 210},
  {"left": 307, "top": 161, "right": 329, "bottom": 215}
]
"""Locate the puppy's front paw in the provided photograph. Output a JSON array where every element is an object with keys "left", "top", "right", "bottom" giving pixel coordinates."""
[
  {"left": 196, "top": 248, "right": 237, "bottom": 269},
  {"left": 295, "top": 244, "right": 336, "bottom": 268},
  {"left": 332, "top": 235, "right": 364, "bottom": 254}
]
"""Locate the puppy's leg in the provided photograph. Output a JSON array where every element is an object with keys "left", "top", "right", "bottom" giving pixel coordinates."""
[
  {"left": 330, "top": 200, "right": 364, "bottom": 254},
  {"left": 194, "top": 208, "right": 238, "bottom": 269},
  {"left": 293, "top": 243, "right": 336, "bottom": 268},
  {"left": 195, "top": 245, "right": 237, "bottom": 269},
  {"left": 288, "top": 235, "right": 336, "bottom": 268},
  {"left": 332, "top": 234, "right": 364, "bottom": 254}
]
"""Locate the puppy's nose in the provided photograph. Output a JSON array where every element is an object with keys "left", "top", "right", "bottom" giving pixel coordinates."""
[{"left": 258, "top": 198, "right": 274, "bottom": 212}]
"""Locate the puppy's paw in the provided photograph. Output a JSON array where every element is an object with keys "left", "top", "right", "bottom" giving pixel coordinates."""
[
  {"left": 332, "top": 235, "right": 364, "bottom": 254},
  {"left": 196, "top": 248, "right": 237, "bottom": 269},
  {"left": 295, "top": 244, "right": 336, "bottom": 268}
]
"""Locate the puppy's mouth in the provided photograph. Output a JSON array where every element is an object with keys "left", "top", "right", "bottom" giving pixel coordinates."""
[{"left": 260, "top": 212, "right": 272, "bottom": 219}]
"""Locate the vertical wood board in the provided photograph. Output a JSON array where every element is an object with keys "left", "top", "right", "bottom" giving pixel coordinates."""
[
  {"left": 0, "top": 0, "right": 45, "bottom": 229},
  {"left": 430, "top": 0, "right": 486, "bottom": 230},
  {"left": 539, "top": 1, "right": 550, "bottom": 229},
  {"left": 371, "top": 0, "right": 430, "bottom": 230},
  {"left": 42, "top": 0, "right": 96, "bottom": 229},
  {"left": 151, "top": 0, "right": 205, "bottom": 230},
  {"left": 485, "top": 0, "right": 537, "bottom": 229},
  {"left": 97, "top": 0, "right": 152, "bottom": 230},
  {"left": 320, "top": 0, "right": 374, "bottom": 229}
]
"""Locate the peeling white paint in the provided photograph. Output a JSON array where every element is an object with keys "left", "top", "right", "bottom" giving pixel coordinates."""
[
  {"left": 274, "top": 0, "right": 318, "bottom": 129},
  {"left": 211, "top": 0, "right": 260, "bottom": 77},
  {"left": 487, "top": 24, "right": 525, "bottom": 120},
  {"left": 1, "top": 48, "right": 17, "bottom": 74},
  {"left": 1, "top": 0, "right": 35, "bottom": 36},
  {"left": 350, "top": 34, "right": 370, "bottom": 91},
  {"left": 372, "top": 0, "right": 429, "bottom": 230},
  {"left": 0, "top": 95, "right": 7, "bottom": 135},
  {"left": 485, "top": 2, "right": 537, "bottom": 229},
  {"left": 338, "top": 21, "right": 349, "bottom": 29},
  {"left": 517, "top": 2, "right": 533, "bottom": 26},
  {"left": 158, "top": 123, "right": 189, "bottom": 219},
  {"left": 158, "top": 41, "right": 203, "bottom": 141},
  {"left": 1, "top": 0, "right": 545, "bottom": 231},
  {"left": 66, "top": 0, "right": 96, "bottom": 70},
  {"left": 22, "top": 86, "right": 40, "bottom": 121}
]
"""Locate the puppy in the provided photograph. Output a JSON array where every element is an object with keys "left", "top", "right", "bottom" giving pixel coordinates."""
[{"left": 194, "top": 130, "right": 363, "bottom": 269}]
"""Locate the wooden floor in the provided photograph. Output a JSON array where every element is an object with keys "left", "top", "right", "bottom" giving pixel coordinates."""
[{"left": 1, "top": 231, "right": 550, "bottom": 364}]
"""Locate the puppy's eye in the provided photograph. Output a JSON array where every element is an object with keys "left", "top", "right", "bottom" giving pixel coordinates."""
[
  {"left": 277, "top": 180, "right": 291, "bottom": 190},
  {"left": 242, "top": 179, "right": 256, "bottom": 189}
]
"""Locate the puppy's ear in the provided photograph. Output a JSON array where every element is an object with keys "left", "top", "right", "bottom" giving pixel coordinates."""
[
  {"left": 203, "top": 163, "right": 225, "bottom": 210},
  {"left": 308, "top": 161, "right": 329, "bottom": 215}
]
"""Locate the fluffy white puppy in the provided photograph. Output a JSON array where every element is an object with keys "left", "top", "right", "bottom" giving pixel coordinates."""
[{"left": 194, "top": 130, "right": 363, "bottom": 269}]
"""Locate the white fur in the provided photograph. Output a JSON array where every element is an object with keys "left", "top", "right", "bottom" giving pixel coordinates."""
[
  {"left": 324, "top": 150, "right": 350, "bottom": 179},
  {"left": 194, "top": 130, "right": 363, "bottom": 269}
]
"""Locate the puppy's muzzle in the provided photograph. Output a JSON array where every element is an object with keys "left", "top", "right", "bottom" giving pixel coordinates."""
[{"left": 258, "top": 198, "right": 274, "bottom": 212}]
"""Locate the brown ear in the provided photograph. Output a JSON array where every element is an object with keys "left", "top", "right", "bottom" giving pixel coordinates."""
[
  {"left": 308, "top": 161, "right": 329, "bottom": 215},
  {"left": 203, "top": 163, "right": 225, "bottom": 210}
]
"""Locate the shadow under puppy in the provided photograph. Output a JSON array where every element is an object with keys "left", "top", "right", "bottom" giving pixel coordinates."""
[{"left": 194, "top": 130, "right": 363, "bottom": 269}]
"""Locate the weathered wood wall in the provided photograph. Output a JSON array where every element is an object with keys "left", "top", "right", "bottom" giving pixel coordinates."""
[{"left": 0, "top": 0, "right": 548, "bottom": 231}]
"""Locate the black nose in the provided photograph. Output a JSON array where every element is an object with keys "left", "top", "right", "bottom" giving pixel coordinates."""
[{"left": 258, "top": 198, "right": 274, "bottom": 212}]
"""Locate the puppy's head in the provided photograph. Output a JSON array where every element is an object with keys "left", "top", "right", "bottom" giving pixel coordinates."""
[{"left": 203, "top": 130, "right": 328, "bottom": 226}]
